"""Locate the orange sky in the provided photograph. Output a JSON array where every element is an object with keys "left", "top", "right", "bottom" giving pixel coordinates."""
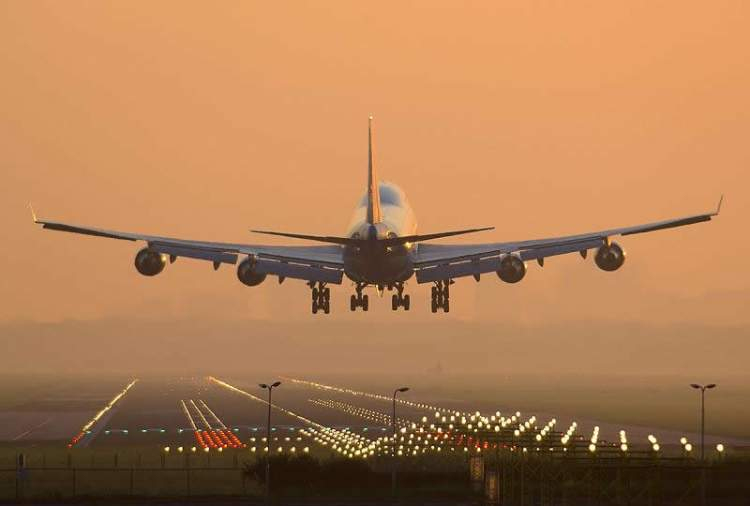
[{"left": 1, "top": 1, "right": 749, "bottom": 325}]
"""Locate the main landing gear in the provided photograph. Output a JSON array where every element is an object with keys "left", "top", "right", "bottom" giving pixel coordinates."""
[
  {"left": 310, "top": 281, "right": 330, "bottom": 314},
  {"left": 350, "top": 283, "right": 369, "bottom": 311},
  {"left": 431, "top": 280, "right": 452, "bottom": 313},
  {"left": 391, "top": 283, "right": 410, "bottom": 311}
]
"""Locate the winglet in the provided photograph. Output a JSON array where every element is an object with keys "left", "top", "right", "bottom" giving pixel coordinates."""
[
  {"left": 29, "top": 203, "right": 38, "bottom": 223},
  {"left": 715, "top": 194, "right": 724, "bottom": 215}
]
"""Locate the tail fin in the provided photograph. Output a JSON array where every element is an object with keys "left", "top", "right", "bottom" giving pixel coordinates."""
[{"left": 366, "top": 115, "right": 382, "bottom": 224}]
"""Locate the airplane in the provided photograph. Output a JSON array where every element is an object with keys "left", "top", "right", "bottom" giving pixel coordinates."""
[{"left": 32, "top": 117, "right": 722, "bottom": 314}]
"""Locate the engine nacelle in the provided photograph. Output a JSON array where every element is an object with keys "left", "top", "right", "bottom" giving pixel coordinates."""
[
  {"left": 496, "top": 253, "right": 527, "bottom": 283},
  {"left": 237, "top": 257, "right": 267, "bottom": 287},
  {"left": 595, "top": 242, "right": 626, "bottom": 272},
  {"left": 134, "top": 248, "right": 167, "bottom": 276}
]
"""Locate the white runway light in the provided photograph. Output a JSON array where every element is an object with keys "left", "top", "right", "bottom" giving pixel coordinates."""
[{"left": 69, "top": 379, "right": 138, "bottom": 447}]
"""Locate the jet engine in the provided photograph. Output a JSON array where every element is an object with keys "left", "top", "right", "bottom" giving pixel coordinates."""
[
  {"left": 496, "top": 253, "right": 526, "bottom": 283},
  {"left": 237, "top": 257, "right": 267, "bottom": 286},
  {"left": 134, "top": 247, "right": 167, "bottom": 276},
  {"left": 594, "top": 242, "right": 626, "bottom": 271}
]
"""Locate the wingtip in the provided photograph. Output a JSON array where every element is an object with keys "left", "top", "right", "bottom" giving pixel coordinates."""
[
  {"left": 29, "top": 202, "right": 38, "bottom": 223},
  {"left": 715, "top": 194, "right": 724, "bottom": 215}
]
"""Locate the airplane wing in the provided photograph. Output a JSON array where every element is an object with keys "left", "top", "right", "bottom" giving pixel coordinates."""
[
  {"left": 32, "top": 215, "right": 345, "bottom": 284},
  {"left": 413, "top": 197, "right": 722, "bottom": 283}
]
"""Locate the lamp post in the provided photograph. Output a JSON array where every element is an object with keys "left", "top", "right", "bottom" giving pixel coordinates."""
[
  {"left": 391, "top": 386, "right": 409, "bottom": 499},
  {"left": 690, "top": 383, "right": 716, "bottom": 461},
  {"left": 691, "top": 383, "right": 716, "bottom": 506},
  {"left": 259, "top": 381, "right": 281, "bottom": 501}
]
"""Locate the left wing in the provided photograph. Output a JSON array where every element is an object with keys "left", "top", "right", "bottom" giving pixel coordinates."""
[
  {"left": 413, "top": 197, "right": 722, "bottom": 283},
  {"left": 32, "top": 214, "right": 344, "bottom": 284}
]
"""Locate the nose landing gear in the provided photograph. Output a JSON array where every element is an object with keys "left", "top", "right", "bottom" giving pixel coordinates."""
[
  {"left": 310, "top": 282, "right": 330, "bottom": 314},
  {"left": 391, "top": 283, "right": 410, "bottom": 311},
  {"left": 431, "top": 280, "right": 451, "bottom": 313},
  {"left": 350, "top": 283, "right": 369, "bottom": 311}
]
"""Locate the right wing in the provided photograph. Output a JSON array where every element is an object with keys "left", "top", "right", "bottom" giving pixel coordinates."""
[
  {"left": 33, "top": 215, "right": 345, "bottom": 284},
  {"left": 413, "top": 198, "right": 722, "bottom": 283}
]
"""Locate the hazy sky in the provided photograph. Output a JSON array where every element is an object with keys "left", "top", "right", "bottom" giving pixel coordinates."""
[{"left": 2, "top": 1, "right": 749, "bottom": 325}]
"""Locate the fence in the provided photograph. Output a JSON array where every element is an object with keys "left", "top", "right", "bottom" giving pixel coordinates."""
[
  {"left": 476, "top": 449, "right": 750, "bottom": 506},
  {"left": 0, "top": 448, "right": 263, "bottom": 500}
]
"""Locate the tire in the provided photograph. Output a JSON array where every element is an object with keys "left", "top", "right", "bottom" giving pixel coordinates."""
[
  {"left": 392, "top": 294, "right": 398, "bottom": 310},
  {"left": 312, "top": 300, "right": 318, "bottom": 314},
  {"left": 312, "top": 288, "right": 318, "bottom": 300},
  {"left": 324, "top": 287, "right": 330, "bottom": 299},
  {"left": 431, "top": 299, "right": 437, "bottom": 313},
  {"left": 324, "top": 301, "right": 330, "bottom": 314},
  {"left": 362, "top": 294, "right": 369, "bottom": 311},
  {"left": 443, "top": 299, "right": 450, "bottom": 313},
  {"left": 403, "top": 295, "right": 410, "bottom": 311},
  {"left": 350, "top": 295, "right": 356, "bottom": 311}
]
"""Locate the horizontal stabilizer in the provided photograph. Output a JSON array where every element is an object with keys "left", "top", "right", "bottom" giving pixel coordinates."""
[
  {"left": 250, "top": 230, "right": 355, "bottom": 245},
  {"left": 381, "top": 227, "right": 494, "bottom": 246},
  {"left": 250, "top": 227, "right": 494, "bottom": 246}
]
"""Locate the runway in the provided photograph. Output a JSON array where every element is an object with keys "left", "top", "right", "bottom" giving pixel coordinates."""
[{"left": 1, "top": 375, "right": 746, "bottom": 457}]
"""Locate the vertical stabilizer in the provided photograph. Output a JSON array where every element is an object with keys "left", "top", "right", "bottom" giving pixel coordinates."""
[{"left": 366, "top": 115, "right": 382, "bottom": 224}]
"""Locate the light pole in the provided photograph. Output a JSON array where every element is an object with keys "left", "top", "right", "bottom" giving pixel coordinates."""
[
  {"left": 690, "top": 383, "right": 716, "bottom": 461},
  {"left": 391, "top": 386, "right": 409, "bottom": 499},
  {"left": 259, "top": 381, "right": 281, "bottom": 501}
]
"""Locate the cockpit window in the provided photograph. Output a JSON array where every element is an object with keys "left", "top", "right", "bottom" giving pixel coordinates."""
[
  {"left": 357, "top": 183, "right": 405, "bottom": 207},
  {"left": 379, "top": 185, "right": 402, "bottom": 206}
]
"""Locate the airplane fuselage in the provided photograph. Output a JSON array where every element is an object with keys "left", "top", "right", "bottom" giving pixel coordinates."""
[{"left": 343, "top": 182, "right": 417, "bottom": 284}]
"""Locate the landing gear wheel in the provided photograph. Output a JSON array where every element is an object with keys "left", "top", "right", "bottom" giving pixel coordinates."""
[
  {"left": 362, "top": 294, "right": 369, "bottom": 311},
  {"left": 430, "top": 280, "right": 451, "bottom": 314},
  {"left": 310, "top": 283, "right": 330, "bottom": 314},
  {"left": 389, "top": 282, "right": 410, "bottom": 311},
  {"left": 351, "top": 283, "right": 368, "bottom": 311},
  {"left": 321, "top": 288, "right": 330, "bottom": 314}
]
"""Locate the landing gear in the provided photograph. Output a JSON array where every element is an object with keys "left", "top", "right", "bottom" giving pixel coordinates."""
[
  {"left": 390, "top": 283, "right": 410, "bottom": 311},
  {"left": 350, "top": 283, "right": 369, "bottom": 311},
  {"left": 310, "top": 282, "right": 330, "bottom": 314},
  {"left": 431, "top": 280, "right": 451, "bottom": 313}
]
